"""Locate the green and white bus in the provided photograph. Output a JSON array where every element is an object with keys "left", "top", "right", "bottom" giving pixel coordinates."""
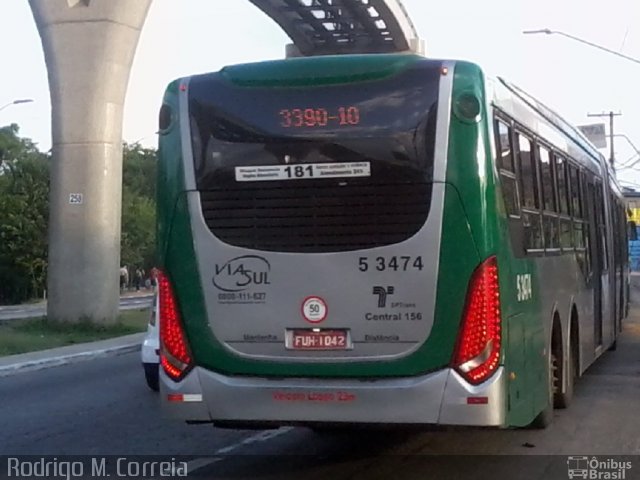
[{"left": 156, "top": 53, "right": 629, "bottom": 429}]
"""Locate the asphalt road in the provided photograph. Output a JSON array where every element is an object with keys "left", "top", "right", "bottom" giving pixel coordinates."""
[
  {"left": 2, "top": 303, "right": 640, "bottom": 479},
  {"left": 0, "top": 294, "right": 153, "bottom": 322}
]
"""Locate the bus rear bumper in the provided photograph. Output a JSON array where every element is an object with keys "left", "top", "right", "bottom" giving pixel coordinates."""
[{"left": 161, "top": 367, "right": 506, "bottom": 427}]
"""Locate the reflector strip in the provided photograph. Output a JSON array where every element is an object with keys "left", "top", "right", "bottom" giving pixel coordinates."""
[
  {"left": 467, "top": 397, "right": 489, "bottom": 405},
  {"left": 167, "top": 394, "right": 203, "bottom": 403},
  {"left": 183, "top": 394, "right": 203, "bottom": 402}
]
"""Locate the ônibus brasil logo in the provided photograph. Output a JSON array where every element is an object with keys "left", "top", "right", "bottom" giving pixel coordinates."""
[{"left": 567, "top": 456, "right": 632, "bottom": 479}]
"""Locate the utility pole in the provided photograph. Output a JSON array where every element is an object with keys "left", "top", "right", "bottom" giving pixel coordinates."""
[{"left": 588, "top": 111, "right": 622, "bottom": 171}]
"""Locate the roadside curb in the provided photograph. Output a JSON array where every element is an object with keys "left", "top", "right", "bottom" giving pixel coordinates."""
[
  {"left": 0, "top": 333, "right": 144, "bottom": 378},
  {"left": 0, "top": 294, "right": 154, "bottom": 323}
]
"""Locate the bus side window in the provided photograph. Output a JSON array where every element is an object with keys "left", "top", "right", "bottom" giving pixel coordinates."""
[
  {"left": 516, "top": 133, "right": 538, "bottom": 210},
  {"left": 555, "top": 154, "right": 572, "bottom": 249},
  {"left": 555, "top": 155, "right": 570, "bottom": 216},
  {"left": 609, "top": 199, "right": 616, "bottom": 268},
  {"left": 516, "top": 131, "right": 543, "bottom": 251},
  {"left": 595, "top": 182, "right": 608, "bottom": 271},
  {"left": 569, "top": 164, "right": 582, "bottom": 217},
  {"left": 495, "top": 118, "right": 519, "bottom": 217},
  {"left": 572, "top": 166, "right": 586, "bottom": 252},
  {"left": 584, "top": 176, "right": 595, "bottom": 277},
  {"left": 539, "top": 145, "right": 559, "bottom": 250}
]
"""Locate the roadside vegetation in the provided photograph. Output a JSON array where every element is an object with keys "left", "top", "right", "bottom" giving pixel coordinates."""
[
  {"left": 0, "top": 124, "right": 156, "bottom": 305},
  {"left": 0, "top": 309, "right": 150, "bottom": 356}
]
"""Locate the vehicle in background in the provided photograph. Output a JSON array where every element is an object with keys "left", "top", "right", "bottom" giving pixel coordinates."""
[
  {"left": 141, "top": 292, "right": 159, "bottom": 391},
  {"left": 155, "top": 53, "right": 630, "bottom": 429}
]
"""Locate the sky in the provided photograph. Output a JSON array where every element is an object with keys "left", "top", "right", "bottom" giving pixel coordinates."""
[{"left": 1, "top": 0, "right": 640, "bottom": 186}]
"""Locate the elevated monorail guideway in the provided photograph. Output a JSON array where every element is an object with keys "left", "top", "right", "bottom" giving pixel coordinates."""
[{"left": 249, "top": 0, "right": 424, "bottom": 56}]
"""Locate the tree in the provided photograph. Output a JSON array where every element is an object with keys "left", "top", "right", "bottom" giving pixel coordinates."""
[
  {"left": 0, "top": 125, "right": 49, "bottom": 304},
  {"left": 120, "top": 143, "right": 157, "bottom": 274},
  {"left": 121, "top": 190, "right": 155, "bottom": 270},
  {"left": 0, "top": 132, "right": 158, "bottom": 304},
  {"left": 122, "top": 143, "right": 157, "bottom": 199}
]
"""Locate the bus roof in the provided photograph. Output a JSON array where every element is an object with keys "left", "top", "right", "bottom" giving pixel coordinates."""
[{"left": 491, "top": 76, "right": 606, "bottom": 176}]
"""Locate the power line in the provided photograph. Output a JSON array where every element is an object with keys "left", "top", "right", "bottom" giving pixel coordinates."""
[
  {"left": 613, "top": 134, "right": 640, "bottom": 168},
  {"left": 618, "top": 153, "right": 640, "bottom": 169},
  {"left": 619, "top": 28, "right": 629, "bottom": 52},
  {"left": 618, "top": 179, "right": 640, "bottom": 189},
  {"left": 523, "top": 29, "right": 640, "bottom": 65}
]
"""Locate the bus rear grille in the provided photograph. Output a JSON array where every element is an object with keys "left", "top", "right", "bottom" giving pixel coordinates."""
[{"left": 199, "top": 181, "right": 431, "bottom": 253}]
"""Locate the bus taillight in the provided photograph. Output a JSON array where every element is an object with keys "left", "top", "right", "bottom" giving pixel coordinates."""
[
  {"left": 158, "top": 271, "right": 192, "bottom": 382},
  {"left": 452, "top": 256, "right": 502, "bottom": 385}
]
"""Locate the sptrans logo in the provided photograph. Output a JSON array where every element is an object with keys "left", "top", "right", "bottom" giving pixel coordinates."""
[{"left": 567, "top": 457, "right": 632, "bottom": 479}]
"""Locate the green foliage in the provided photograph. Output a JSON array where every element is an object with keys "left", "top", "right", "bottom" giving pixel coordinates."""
[
  {"left": 0, "top": 129, "right": 158, "bottom": 305},
  {"left": 0, "top": 124, "right": 49, "bottom": 304},
  {"left": 122, "top": 143, "right": 157, "bottom": 199},
  {"left": 121, "top": 143, "right": 157, "bottom": 271},
  {"left": 121, "top": 188, "right": 156, "bottom": 269}
]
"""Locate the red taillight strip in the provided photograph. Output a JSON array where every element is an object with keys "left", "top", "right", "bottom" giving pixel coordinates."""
[
  {"left": 161, "top": 354, "right": 186, "bottom": 380},
  {"left": 158, "top": 271, "right": 192, "bottom": 381},
  {"left": 452, "top": 256, "right": 502, "bottom": 385}
]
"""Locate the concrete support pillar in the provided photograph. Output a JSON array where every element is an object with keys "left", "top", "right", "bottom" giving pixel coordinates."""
[{"left": 30, "top": 0, "right": 152, "bottom": 323}]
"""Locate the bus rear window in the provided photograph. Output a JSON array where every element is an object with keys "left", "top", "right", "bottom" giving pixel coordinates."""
[
  {"left": 186, "top": 59, "right": 443, "bottom": 253},
  {"left": 188, "top": 60, "right": 442, "bottom": 189}
]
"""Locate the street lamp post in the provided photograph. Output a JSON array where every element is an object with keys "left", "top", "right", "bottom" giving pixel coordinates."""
[
  {"left": 0, "top": 99, "right": 34, "bottom": 113},
  {"left": 131, "top": 131, "right": 160, "bottom": 145}
]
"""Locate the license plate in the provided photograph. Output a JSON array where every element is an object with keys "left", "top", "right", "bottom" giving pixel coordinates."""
[{"left": 286, "top": 329, "right": 351, "bottom": 351}]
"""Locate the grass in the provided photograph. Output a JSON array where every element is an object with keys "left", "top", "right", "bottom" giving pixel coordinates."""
[{"left": 0, "top": 309, "right": 150, "bottom": 357}]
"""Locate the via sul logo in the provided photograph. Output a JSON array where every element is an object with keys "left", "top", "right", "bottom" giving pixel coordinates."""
[{"left": 213, "top": 256, "right": 271, "bottom": 292}]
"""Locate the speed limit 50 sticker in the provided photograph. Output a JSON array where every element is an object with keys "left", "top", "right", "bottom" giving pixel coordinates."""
[{"left": 301, "top": 296, "right": 328, "bottom": 324}]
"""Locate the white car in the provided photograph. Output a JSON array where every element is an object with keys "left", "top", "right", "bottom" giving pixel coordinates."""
[{"left": 141, "top": 292, "right": 160, "bottom": 391}]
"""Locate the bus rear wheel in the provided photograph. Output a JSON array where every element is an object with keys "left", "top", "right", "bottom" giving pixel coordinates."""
[{"left": 554, "top": 336, "right": 576, "bottom": 409}]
